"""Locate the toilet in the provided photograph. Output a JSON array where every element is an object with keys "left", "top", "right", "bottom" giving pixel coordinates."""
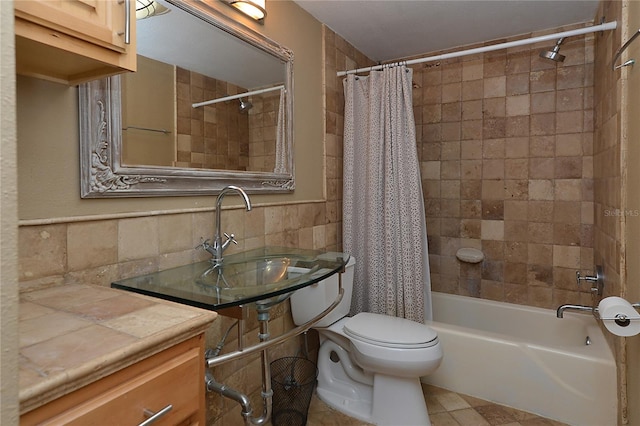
[{"left": 290, "top": 257, "right": 443, "bottom": 426}]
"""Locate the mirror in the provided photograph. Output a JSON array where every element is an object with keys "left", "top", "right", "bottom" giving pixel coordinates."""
[{"left": 79, "top": 0, "right": 294, "bottom": 197}]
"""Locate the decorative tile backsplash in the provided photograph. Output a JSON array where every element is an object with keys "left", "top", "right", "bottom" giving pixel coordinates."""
[{"left": 18, "top": 204, "right": 335, "bottom": 291}]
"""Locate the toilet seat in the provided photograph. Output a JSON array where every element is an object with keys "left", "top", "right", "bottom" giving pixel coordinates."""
[{"left": 344, "top": 312, "right": 439, "bottom": 349}]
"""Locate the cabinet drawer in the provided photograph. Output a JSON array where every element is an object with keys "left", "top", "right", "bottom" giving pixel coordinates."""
[{"left": 21, "top": 337, "right": 205, "bottom": 426}]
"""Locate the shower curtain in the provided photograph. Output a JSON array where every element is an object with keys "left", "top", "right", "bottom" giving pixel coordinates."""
[
  {"left": 274, "top": 87, "right": 287, "bottom": 174},
  {"left": 343, "top": 65, "right": 431, "bottom": 322}
]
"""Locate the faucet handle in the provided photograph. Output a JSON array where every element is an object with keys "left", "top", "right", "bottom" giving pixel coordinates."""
[
  {"left": 576, "top": 270, "right": 596, "bottom": 286},
  {"left": 196, "top": 238, "right": 216, "bottom": 256},
  {"left": 223, "top": 233, "right": 238, "bottom": 246},
  {"left": 195, "top": 238, "right": 211, "bottom": 250},
  {"left": 220, "top": 233, "right": 239, "bottom": 252},
  {"left": 575, "top": 265, "right": 605, "bottom": 296}
]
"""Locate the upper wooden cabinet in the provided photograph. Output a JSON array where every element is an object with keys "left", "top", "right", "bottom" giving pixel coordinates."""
[{"left": 14, "top": 0, "right": 136, "bottom": 85}]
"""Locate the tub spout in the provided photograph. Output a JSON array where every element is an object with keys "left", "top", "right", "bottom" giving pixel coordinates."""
[{"left": 556, "top": 304, "right": 594, "bottom": 318}]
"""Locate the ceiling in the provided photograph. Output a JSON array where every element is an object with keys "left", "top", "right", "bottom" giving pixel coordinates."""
[{"left": 293, "top": 0, "right": 602, "bottom": 66}]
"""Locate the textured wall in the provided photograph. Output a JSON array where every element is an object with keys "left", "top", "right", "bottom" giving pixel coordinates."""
[
  {"left": 623, "top": 1, "right": 640, "bottom": 422},
  {"left": 1, "top": 1, "right": 19, "bottom": 424},
  {"left": 594, "top": 1, "right": 632, "bottom": 424}
]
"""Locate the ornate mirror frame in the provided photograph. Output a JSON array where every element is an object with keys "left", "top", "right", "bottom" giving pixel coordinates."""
[{"left": 79, "top": 0, "right": 294, "bottom": 198}]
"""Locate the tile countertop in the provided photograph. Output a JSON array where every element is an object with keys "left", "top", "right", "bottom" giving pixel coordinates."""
[{"left": 19, "top": 283, "right": 218, "bottom": 415}]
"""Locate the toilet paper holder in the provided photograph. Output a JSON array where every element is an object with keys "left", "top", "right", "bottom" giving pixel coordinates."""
[{"left": 597, "top": 303, "right": 640, "bottom": 325}]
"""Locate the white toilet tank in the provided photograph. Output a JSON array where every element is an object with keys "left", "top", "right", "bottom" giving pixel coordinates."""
[{"left": 290, "top": 256, "right": 355, "bottom": 327}]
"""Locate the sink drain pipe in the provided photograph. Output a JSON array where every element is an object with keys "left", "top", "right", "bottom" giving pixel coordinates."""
[
  {"left": 205, "top": 371, "right": 253, "bottom": 418},
  {"left": 204, "top": 275, "right": 346, "bottom": 424},
  {"left": 205, "top": 307, "right": 273, "bottom": 426}
]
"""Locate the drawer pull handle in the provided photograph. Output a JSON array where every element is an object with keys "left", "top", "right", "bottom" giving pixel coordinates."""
[
  {"left": 118, "top": 0, "right": 131, "bottom": 44},
  {"left": 139, "top": 404, "right": 173, "bottom": 426}
]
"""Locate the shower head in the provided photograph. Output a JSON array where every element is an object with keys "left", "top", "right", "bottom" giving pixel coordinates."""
[
  {"left": 539, "top": 38, "right": 566, "bottom": 62},
  {"left": 238, "top": 97, "right": 253, "bottom": 113}
]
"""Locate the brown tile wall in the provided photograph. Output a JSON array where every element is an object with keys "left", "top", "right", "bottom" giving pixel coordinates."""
[
  {"left": 324, "top": 27, "right": 376, "bottom": 251},
  {"left": 414, "top": 26, "right": 596, "bottom": 310},
  {"left": 593, "top": 1, "right": 626, "bottom": 424},
  {"left": 247, "top": 90, "right": 280, "bottom": 173},
  {"left": 175, "top": 67, "right": 252, "bottom": 171},
  {"left": 594, "top": 1, "right": 624, "bottom": 301}
]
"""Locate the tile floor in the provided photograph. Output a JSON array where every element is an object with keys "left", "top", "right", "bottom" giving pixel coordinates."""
[{"left": 304, "top": 383, "right": 569, "bottom": 426}]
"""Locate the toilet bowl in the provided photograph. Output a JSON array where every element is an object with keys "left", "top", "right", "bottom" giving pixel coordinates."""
[{"left": 290, "top": 257, "right": 443, "bottom": 425}]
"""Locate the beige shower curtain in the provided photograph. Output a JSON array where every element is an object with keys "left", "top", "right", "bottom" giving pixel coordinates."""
[
  {"left": 343, "top": 64, "right": 431, "bottom": 322},
  {"left": 274, "top": 87, "right": 287, "bottom": 174}
]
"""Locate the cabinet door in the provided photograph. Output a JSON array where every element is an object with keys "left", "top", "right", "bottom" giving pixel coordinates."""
[
  {"left": 21, "top": 336, "right": 205, "bottom": 426},
  {"left": 14, "top": 0, "right": 136, "bottom": 84},
  {"left": 14, "top": 0, "right": 130, "bottom": 52}
]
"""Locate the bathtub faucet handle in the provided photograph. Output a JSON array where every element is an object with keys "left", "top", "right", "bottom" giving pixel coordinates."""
[
  {"left": 575, "top": 265, "right": 605, "bottom": 296},
  {"left": 576, "top": 270, "right": 597, "bottom": 285}
]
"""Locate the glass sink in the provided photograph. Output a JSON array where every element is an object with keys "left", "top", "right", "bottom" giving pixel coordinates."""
[{"left": 112, "top": 247, "right": 349, "bottom": 311}]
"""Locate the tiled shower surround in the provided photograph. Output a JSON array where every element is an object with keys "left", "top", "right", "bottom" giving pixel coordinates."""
[
  {"left": 175, "top": 67, "right": 280, "bottom": 172},
  {"left": 324, "top": 24, "right": 596, "bottom": 311},
  {"left": 412, "top": 28, "right": 596, "bottom": 309}
]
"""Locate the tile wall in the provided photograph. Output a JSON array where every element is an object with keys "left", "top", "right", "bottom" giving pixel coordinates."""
[
  {"left": 593, "top": 1, "right": 626, "bottom": 424},
  {"left": 176, "top": 66, "right": 281, "bottom": 172},
  {"left": 413, "top": 26, "right": 596, "bottom": 310},
  {"left": 324, "top": 27, "right": 376, "bottom": 252},
  {"left": 175, "top": 66, "right": 249, "bottom": 170},
  {"left": 323, "top": 23, "right": 598, "bottom": 312},
  {"left": 594, "top": 1, "right": 623, "bottom": 302},
  {"left": 247, "top": 90, "right": 281, "bottom": 173}
]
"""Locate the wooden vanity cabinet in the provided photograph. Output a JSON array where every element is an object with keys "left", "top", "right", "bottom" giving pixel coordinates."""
[
  {"left": 21, "top": 335, "right": 206, "bottom": 426},
  {"left": 14, "top": 0, "right": 136, "bottom": 85}
]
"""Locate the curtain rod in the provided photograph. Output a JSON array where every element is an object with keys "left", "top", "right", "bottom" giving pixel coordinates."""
[
  {"left": 192, "top": 85, "right": 285, "bottom": 108},
  {"left": 337, "top": 21, "right": 617, "bottom": 77}
]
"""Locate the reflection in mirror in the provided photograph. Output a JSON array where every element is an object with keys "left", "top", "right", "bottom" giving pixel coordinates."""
[
  {"left": 121, "top": 55, "right": 284, "bottom": 173},
  {"left": 79, "top": 0, "right": 294, "bottom": 197},
  {"left": 121, "top": 56, "right": 175, "bottom": 167}
]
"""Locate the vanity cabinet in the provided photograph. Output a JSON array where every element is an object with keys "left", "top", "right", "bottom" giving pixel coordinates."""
[
  {"left": 14, "top": 0, "right": 136, "bottom": 85},
  {"left": 21, "top": 335, "right": 206, "bottom": 426}
]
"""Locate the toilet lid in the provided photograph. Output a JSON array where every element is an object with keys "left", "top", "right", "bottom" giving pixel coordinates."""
[{"left": 344, "top": 313, "right": 438, "bottom": 348}]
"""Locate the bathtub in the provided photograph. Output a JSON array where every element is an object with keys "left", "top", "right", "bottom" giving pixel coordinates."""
[{"left": 423, "top": 292, "right": 617, "bottom": 426}]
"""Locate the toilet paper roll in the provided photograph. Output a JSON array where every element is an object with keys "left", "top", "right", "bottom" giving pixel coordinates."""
[{"left": 598, "top": 296, "right": 640, "bottom": 337}]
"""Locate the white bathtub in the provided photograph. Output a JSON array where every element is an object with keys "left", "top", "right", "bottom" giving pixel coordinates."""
[{"left": 423, "top": 292, "right": 617, "bottom": 426}]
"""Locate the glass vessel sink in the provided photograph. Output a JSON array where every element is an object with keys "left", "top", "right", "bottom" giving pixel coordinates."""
[{"left": 112, "top": 247, "right": 349, "bottom": 310}]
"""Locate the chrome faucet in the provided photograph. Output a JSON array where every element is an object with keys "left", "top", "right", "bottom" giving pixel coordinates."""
[
  {"left": 202, "top": 185, "right": 252, "bottom": 266},
  {"left": 556, "top": 304, "right": 594, "bottom": 318}
]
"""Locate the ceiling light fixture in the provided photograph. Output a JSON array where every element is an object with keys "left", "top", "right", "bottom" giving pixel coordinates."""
[
  {"left": 224, "top": 0, "right": 266, "bottom": 22},
  {"left": 136, "top": 0, "right": 170, "bottom": 19}
]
